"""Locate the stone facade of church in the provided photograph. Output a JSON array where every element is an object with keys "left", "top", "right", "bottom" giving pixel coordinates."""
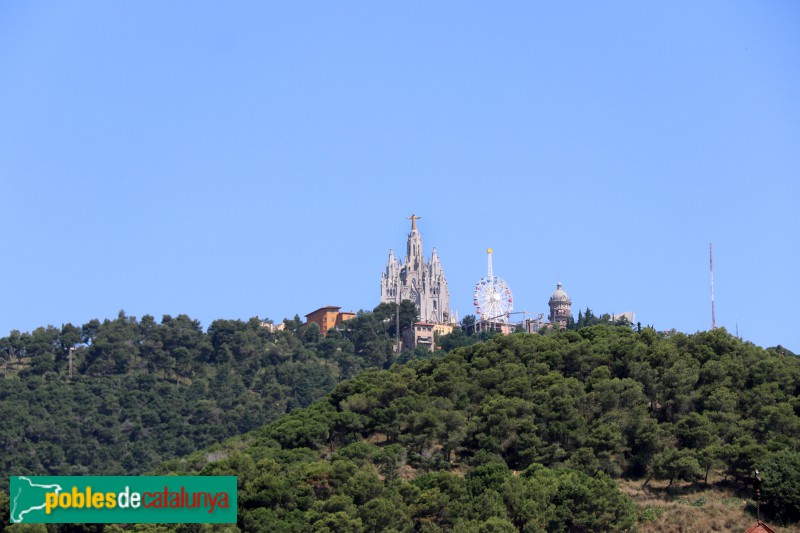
[{"left": 380, "top": 216, "right": 452, "bottom": 324}]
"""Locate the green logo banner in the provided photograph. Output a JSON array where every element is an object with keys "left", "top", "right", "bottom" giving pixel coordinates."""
[{"left": 9, "top": 476, "right": 237, "bottom": 524}]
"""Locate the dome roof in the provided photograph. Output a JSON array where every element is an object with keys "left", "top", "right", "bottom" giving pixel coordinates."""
[{"left": 549, "top": 281, "right": 571, "bottom": 304}]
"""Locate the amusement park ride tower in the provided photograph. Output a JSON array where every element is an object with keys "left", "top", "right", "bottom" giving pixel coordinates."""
[{"left": 473, "top": 249, "right": 514, "bottom": 332}]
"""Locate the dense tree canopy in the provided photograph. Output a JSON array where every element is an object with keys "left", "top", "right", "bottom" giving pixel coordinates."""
[
  {"left": 149, "top": 325, "right": 800, "bottom": 531},
  {"left": 2, "top": 312, "right": 799, "bottom": 531},
  {"left": 0, "top": 306, "right": 424, "bottom": 492}
]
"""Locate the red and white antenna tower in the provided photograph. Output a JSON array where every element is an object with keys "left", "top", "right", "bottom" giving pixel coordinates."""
[{"left": 709, "top": 242, "right": 716, "bottom": 330}]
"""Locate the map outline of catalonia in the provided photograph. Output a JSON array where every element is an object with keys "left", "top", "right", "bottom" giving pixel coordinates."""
[{"left": 10, "top": 476, "right": 63, "bottom": 523}]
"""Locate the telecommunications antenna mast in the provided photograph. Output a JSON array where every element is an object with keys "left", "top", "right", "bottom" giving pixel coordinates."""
[{"left": 710, "top": 242, "right": 716, "bottom": 330}]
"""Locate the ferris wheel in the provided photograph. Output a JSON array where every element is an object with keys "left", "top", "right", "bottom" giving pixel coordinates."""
[{"left": 473, "top": 248, "right": 513, "bottom": 323}]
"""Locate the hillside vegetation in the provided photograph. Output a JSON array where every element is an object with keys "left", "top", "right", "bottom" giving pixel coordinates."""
[
  {"left": 2, "top": 312, "right": 799, "bottom": 532},
  {"left": 146, "top": 325, "right": 800, "bottom": 532},
  {"left": 0, "top": 306, "right": 416, "bottom": 487}
]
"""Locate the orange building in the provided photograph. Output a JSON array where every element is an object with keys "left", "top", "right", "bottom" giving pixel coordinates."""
[
  {"left": 403, "top": 321, "right": 436, "bottom": 351},
  {"left": 304, "top": 306, "right": 355, "bottom": 336}
]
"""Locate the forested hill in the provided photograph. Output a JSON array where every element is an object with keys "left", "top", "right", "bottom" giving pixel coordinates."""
[
  {"left": 0, "top": 306, "right": 418, "bottom": 486},
  {"left": 154, "top": 326, "right": 800, "bottom": 532}
]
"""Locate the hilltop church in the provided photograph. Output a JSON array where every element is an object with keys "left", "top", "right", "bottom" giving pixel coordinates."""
[{"left": 380, "top": 215, "right": 453, "bottom": 324}]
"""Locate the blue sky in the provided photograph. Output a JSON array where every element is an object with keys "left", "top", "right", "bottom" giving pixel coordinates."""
[{"left": 1, "top": 2, "right": 798, "bottom": 353}]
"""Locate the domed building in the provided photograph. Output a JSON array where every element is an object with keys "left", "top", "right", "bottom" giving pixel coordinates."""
[{"left": 548, "top": 281, "right": 572, "bottom": 331}]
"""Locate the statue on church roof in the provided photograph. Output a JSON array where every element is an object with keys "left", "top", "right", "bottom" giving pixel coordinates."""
[{"left": 407, "top": 214, "right": 421, "bottom": 231}]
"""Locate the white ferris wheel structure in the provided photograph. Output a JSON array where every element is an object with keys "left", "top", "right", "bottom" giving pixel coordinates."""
[{"left": 473, "top": 248, "right": 513, "bottom": 324}]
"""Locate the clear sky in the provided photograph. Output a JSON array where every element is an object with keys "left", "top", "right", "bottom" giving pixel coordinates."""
[{"left": 1, "top": 2, "right": 798, "bottom": 353}]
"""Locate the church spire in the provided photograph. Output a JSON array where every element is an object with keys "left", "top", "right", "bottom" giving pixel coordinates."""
[
  {"left": 406, "top": 215, "right": 423, "bottom": 270},
  {"left": 381, "top": 216, "right": 450, "bottom": 325},
  {"left": 385, "top": 249, "right": 396, "bottom": 274}
]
